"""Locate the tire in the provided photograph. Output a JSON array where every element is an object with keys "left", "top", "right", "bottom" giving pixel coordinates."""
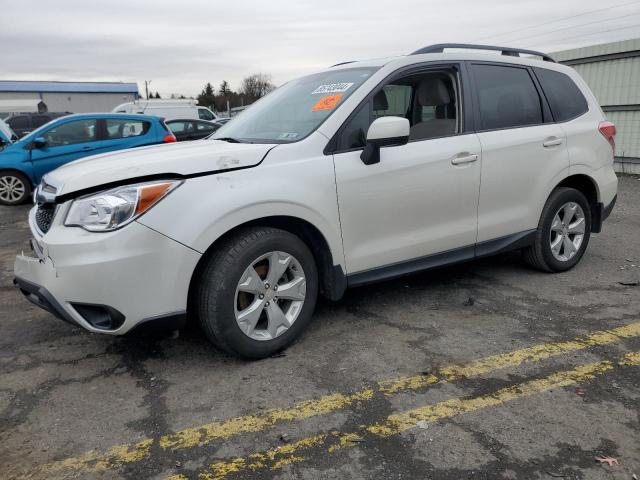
[
  {"left": 0, "top": 170, "right": 32, "bottom": 206},
  {"left": 523, "top": 187, "right": 591, "bottom": 272},
  {"left": 196, "top": 226, "right": 319, "bottom": 359}
]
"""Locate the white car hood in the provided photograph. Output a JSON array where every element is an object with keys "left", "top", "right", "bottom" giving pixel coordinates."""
[{"left": 45, "top": 140, "right": 276, "bottom": 197}]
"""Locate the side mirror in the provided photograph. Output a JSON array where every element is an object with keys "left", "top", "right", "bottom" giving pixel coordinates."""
[
  {"left": 33, "top": 137, "right": 47, "bottom": 149},
  {"left": 360, "top": 116, "right": 410, "bottom": 165}
]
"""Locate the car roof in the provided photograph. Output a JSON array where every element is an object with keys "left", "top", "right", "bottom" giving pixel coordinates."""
[{"left": 47, "top": 112, "right": 162, "bottom": 121}]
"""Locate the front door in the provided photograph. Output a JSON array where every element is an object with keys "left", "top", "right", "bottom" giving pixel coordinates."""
[
  {"left": 332, "top": 66, "right": 482, "bottom": 275},
  {"left": 29, "top": 118, "right": 100, "bottom": 182}
]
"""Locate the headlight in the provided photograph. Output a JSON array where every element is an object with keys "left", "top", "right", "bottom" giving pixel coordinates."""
[{"left": 65, "top": 180, "right": 182, "bottom": 232}]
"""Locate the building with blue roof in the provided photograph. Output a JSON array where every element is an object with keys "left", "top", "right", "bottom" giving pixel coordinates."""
[{"left": 0, "top": 80, "right": 139, "bottom": 115}]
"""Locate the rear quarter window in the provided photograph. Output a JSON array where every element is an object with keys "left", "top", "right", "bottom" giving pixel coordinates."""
[
  {"left": 534, "top": 68, "right": 588, "bottom": 122},
  {"left": 105, "top": 119, "right": 152, "bottom": 139}
]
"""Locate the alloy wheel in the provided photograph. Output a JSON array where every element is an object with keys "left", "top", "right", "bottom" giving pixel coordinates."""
[
  {"left": 549, "top": 201, "right": 586, "bottom": 262},
  {"left": 234, "top": 251, "right": 307, "bottom": 341},
  {"left": 0, "top": 175, "right": 26, "bottom": 203}
]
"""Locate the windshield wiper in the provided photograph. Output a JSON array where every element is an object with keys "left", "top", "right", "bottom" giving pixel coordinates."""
[{"left": 215, "top": 137, "right": 243, "bottom": 143}]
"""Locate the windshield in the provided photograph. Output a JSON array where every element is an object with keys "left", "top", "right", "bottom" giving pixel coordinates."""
[{"left": 212, "top": 67, "right": 378, "bottom": 144}]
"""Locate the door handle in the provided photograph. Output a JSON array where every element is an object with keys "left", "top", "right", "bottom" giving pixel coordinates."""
[
  {"left": 81, "top": 146, "right": 94, "bottom": 151},
  {"left": 543, "top": 137, "right": 563, "bottom": 148},
  {"left": 451, "top": 153, "right": 478, "bottom": 165}
]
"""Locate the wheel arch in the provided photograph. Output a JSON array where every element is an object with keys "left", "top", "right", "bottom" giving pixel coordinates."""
[
  {"left": 0, "top": 167, "right": 35, "bottom": 186},
  {"left": 187, "top": 215, "right": 347, "bottom": 321},
  {"left": 552, "top": 173, "right": 602, "bottom": 232}
]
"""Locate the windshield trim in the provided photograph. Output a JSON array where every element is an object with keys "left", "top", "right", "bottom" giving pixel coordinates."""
[{"left": 211, "top": 66, "right": 381, "bottom": 145}]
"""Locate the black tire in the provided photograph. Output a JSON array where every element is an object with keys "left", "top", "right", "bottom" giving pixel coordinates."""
[
  {"left": 196, "top": 226, "right": 318, "bottom": 359},
  {"left": 523, "top": 187, "right": 591, "bottom": 272},
  {"left": 0, "top": 170, "right": 32, "bottom": 206}
]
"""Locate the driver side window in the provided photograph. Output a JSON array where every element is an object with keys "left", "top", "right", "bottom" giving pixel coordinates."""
[{"left": 336, "top": 68, "right": 459, "bottom": 151}]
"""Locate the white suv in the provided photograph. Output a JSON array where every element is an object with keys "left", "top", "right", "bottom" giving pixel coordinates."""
[{"left": 14, "top": 44, "right": 618, "bottom": 359}]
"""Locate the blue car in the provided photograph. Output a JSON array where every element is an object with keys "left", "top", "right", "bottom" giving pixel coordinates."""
[{"left": 0, "top": 113, "right": 176, "bottom": 205}]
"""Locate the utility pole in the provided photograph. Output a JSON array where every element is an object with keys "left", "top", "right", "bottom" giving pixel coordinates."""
[{"left": 144, "top": 80, "right": 152, "bottom": 100}]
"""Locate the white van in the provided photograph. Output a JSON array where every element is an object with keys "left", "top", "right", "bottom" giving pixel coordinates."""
[{"left": 112, "top": 99, "right": 217, "bottom": 121}]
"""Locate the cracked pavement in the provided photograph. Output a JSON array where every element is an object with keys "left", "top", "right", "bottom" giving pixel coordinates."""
[{"left": 1, "top": 175, "right": 639, "bottom": 480}]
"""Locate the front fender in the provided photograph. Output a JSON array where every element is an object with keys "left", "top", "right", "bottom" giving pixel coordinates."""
[{"left": 138, "top": 154, "right": 345, "bottom": 272}]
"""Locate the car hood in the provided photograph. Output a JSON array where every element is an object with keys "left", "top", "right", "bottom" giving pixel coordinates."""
[{"left": 45, "top": 140, "right": 277, "bottom": 197}]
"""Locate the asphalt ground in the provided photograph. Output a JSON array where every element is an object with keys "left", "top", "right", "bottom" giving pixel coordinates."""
[{"left": 1, "top": 175, "right": 639, "bottom": 480}]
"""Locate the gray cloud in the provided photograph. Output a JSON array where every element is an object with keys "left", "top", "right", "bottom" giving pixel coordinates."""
[{"left": 1, "top": 0, "right": 638, "bottom": 96}]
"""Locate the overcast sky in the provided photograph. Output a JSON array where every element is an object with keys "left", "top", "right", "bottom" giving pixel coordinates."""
[{"left": 1, "top": 0, "right": 639, "bottom": 97}]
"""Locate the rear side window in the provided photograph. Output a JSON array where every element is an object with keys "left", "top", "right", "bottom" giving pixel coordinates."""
[
  {"left": 105, "top": 119, "right": 151, "bottom": 139},
  {"left": 534, "top": 68, "right": 588, "bottom": 122},
  {"left": 472, "top": 64, "right": 543, "bottom": 130}
]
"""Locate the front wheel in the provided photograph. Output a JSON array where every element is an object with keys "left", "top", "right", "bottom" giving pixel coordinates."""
[
  {"left": 0, "top": 171, "right": 32, "bottom": 206},
  {"left": 196, "top": 227, "right": 318, "bottom": 359},
  {"left": 523, "top": 187, "right": 591, "bottom": 272}
]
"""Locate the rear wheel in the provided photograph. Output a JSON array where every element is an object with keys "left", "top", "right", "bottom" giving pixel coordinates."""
[
  {"left": 523, "top": 187, "right": 591, "bottom": 272},
  {"left": 0, "top": 171, "right": 31, "bottom": 206},
  {"left": 196, "top": 227, "right": 318, "bottom": 359}
]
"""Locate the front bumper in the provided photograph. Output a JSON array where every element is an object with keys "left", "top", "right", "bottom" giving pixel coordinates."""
[{"left": 14, "top": 205, "right": 201, "bottom": 335}]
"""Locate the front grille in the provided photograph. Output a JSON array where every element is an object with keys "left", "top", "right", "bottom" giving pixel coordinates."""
[{"left": 35, "top": 204, "right": 56, "bottom": 234}]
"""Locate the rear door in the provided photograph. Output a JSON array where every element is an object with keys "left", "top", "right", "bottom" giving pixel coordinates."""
[
  {"left": 98, "top": 118, "right": 156, "bottom": 153},
  {"left": 470, "top": 62, "right": 569, "bottom": 244},
  {"left": 29, "top": 118, "right": 101, "bottom": 182}
]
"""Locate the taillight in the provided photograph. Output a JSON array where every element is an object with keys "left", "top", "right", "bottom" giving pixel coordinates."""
[
  {"left": 598, "top": 121, "right": 616, "bottom": 154},
  {"left": 163, "top": 134, "right": 177, "bottom": 143}
]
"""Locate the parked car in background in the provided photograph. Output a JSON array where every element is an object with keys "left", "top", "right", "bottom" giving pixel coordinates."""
[
  {"left": 166, "top": 119, "right": 220, "bottom": 141},
  {"left": 0, "top": 113, "right": 176, "bottom": 205},
  {"left": 5, "top": 112, "right": 70, "bottom": 137},
  {"left": 0, "top": 119, "right": 18, "bottom": 147},
  {"left": 112, "top": 99, "right": 217, "bottom": 121},
  {"left": 14, "top": 44, "right": 617, "bottom": 359}
]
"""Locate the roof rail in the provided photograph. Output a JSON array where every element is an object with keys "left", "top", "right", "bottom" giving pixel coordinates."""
[
  {"left": 410, "top": 43, "right": 556, "bottom": 63},
  {"left": 330, "top": 60, "right": 357, "bottom": 68}
]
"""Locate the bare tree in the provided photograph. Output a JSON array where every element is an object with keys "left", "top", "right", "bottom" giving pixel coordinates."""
[{"left": 240, "top": 73, "right": 275, "bottom": 103}]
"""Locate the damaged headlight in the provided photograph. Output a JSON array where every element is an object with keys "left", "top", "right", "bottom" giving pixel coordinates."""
[{"left": 64, "top": 180, "right": 182, "bottom": 232}]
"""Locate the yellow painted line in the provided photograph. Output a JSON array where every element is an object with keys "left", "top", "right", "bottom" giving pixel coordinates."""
[
  {"left": 32, "top": 321, "right": 640, "bottom": 477},
  {"left": 193, "top": 351, "right": 640, "bottom": 480}
]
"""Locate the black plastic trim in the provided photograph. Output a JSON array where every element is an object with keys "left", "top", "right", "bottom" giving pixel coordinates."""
[
  {"left": 603, "top": 194, "right": 617, "bottom": 222},
  {"left": 70, "top": 302, "right": 125, "bottom": 331},
  {"left": 347, "top": 229, "right": 537, "bottom": 287},
  {"left": 475, "top": 229, "right": 537, "bottom": 258},
  {"left": 593, "top": 194, "right": 617, "bottom": 233},
  {"left": 13, "top": 276, "right": 78, "bottom": 326},
  {"left": 125, "top": 311, "right": 186, "bottom": 336}
]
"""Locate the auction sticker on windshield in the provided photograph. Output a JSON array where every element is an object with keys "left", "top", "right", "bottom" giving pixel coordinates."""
[
  {"left": 311, "top": 83, "right": 354, "bottom": 94},
  {"left": 312, "top": 94, "right": 343, "bottom": 112}
]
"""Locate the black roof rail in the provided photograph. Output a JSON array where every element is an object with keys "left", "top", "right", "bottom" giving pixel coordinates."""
[
  {"left": 410, "top": 43, "right": 556, "bottom": 63},
  {"left": 330, "top": 60, "right": 357, "bottom": 68}
]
